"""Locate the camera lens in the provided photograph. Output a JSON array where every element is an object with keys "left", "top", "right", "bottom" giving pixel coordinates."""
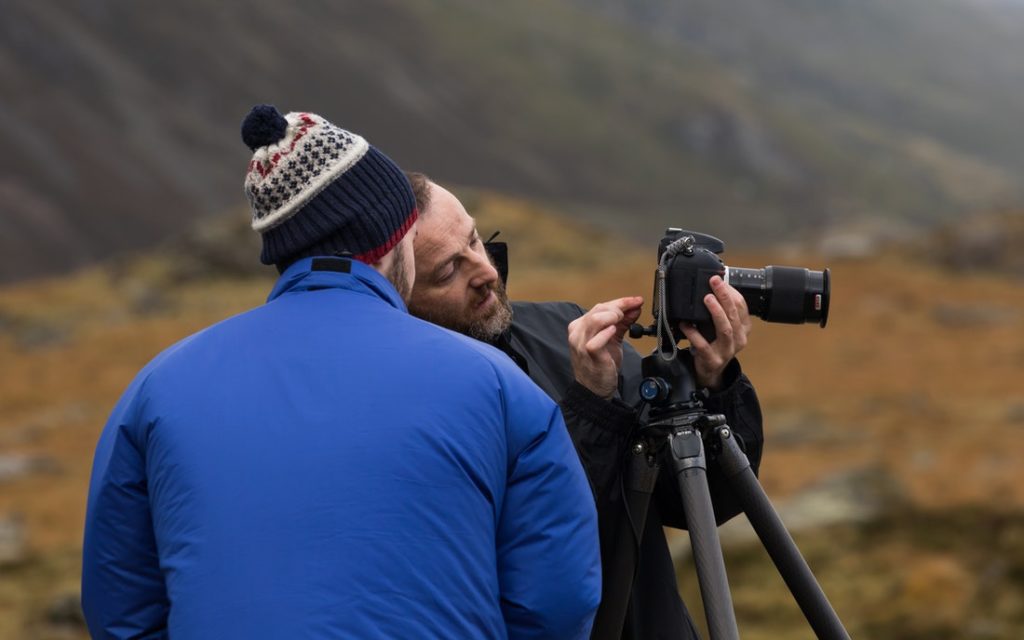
[{"left": 726, "top": 266, "right": 830, "bottom": 327}]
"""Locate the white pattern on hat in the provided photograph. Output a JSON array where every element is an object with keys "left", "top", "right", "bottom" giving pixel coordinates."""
[{"left": 244, "top": 112, "right": 369, "bottom": 233}]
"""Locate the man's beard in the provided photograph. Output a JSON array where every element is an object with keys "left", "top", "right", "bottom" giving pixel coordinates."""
[
  {"left": 385, "top": 242, "right": 412, "bottom": 303},
  {"left": 466, "top": 282, "right": 513, "bottom": 342},
  {"left": 411, "top": 281, "right": 513, "bottom": 343}
]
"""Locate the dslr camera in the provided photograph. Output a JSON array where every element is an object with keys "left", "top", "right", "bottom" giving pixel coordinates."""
[{"left": 634, "top": 228, "right": 830, "bottom": 343}]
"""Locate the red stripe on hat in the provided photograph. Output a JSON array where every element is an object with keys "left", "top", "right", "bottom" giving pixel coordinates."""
[
  {"left": 252, "top": 114, "right": 318, "bottom": 178},
  {"left": 354, "top": 208, "right": 419, "bottom": 265}
]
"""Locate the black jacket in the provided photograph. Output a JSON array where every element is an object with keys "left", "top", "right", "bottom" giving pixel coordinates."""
[{"left": 492, "top": 300, "right": 764, "bottom": 640}]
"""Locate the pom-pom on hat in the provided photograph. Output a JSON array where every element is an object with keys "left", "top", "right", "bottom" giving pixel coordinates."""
[{"left": 241, "top": 104, "right": 417, "bottom": 268}]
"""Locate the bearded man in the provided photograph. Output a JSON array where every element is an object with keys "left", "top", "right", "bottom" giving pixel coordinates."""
[{"left": 405, "top": 172, "right": 765, "bottom": 640}]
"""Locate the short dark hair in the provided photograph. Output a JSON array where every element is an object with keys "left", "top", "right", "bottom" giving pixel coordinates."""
[{"left": 405, "top": 171, "right": 432, "bottom": 214}]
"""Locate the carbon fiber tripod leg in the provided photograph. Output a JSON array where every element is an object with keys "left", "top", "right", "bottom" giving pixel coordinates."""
[
  {"left": 668, "top": 427, "right": 740, "bottom": 640},
  {"left": 715, "top": 426, "right": 851, "bottom": 640}
]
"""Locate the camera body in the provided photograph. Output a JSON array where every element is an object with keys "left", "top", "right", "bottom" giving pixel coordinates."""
[{"left": 657, "top": 229, "right": 830, "bottom": 342}]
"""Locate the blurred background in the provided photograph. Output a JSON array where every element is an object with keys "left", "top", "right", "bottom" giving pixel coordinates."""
[{"left": 1, "top": 1, "right": 1023, "bottom": 638}]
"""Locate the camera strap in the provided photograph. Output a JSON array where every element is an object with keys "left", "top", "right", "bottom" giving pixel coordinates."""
[{"left": 654, "top": 236, "right": 692, "bottom": 361}]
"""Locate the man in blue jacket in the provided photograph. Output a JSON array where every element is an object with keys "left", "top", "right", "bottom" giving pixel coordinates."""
[{"left": 81, "top": 105, "right": 601, "bottom": 639}]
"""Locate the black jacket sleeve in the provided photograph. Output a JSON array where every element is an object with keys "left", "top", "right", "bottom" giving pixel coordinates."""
[{"left": 561, "top": 381, "right": 636, "bottom": 507}]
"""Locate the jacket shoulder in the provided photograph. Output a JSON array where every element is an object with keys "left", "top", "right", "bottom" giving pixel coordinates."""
[
  {"left": 510, "top": 301, "right": 586, "bottom": 335},
  {"left": 511, "top": 300, "right": 586, "bottom": 321},
  {"left": 434, "top": 320, "right": 541, "bottom": 385}
]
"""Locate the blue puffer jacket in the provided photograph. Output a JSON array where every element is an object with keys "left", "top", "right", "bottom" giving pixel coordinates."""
[{"left": 82, "top": 257, "right": 600, "bottom": 639}]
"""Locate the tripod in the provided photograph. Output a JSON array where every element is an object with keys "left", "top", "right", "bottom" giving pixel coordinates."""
[{"left": 628, "top": 347, "right": 851, "bottom": 640}]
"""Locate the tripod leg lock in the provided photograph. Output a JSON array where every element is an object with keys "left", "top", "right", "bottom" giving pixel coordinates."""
[{"left": 715, "top": 425, "right": 753, "bottom": 478}]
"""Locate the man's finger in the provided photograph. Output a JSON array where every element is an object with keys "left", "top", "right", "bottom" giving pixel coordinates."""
[
  {"left": 679, "top": 322, "right": 708, "bottom": 352},
  {"left": 620, "top": 303, "right": 644, "bottom": 327},
  {"left": 579, "top": 309, "right": 625, "bottom": 334},
  {"left": 585, "top": 324, "right": 619, "bottom": 354},
  {"left": 704, "top": 294, "right": 735, "bottom": 345},
  {"left": 603, "top": 295, "right": 644, "bottom": 309},
  {"left": 579, "top": 299, "right": 641, "bottom": 331},
  {"left": 710, "top": 277, "right": 740, "bottom": 325},
  {"left": 709, "top": 277, "right": 751, "bottom": 354},
  {"left": 594, "top": 296, "right": 644, "bottom": 317}
]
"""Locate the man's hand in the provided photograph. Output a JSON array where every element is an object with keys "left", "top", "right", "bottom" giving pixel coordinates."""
[
  {"left": 568, "top": 296, "right": 645, "bottom": 399},
  {"left": 680, "top": 276, "right": 752, "bottom": 390}
]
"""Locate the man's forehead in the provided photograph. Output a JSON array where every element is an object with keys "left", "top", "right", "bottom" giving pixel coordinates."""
[{"left": 416, "top": 200, "right": 474, "bottom": 265}]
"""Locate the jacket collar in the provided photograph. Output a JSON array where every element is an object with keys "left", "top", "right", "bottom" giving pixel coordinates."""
[{"left": 266, "top": 256, "right": 407, "bottom": 312}]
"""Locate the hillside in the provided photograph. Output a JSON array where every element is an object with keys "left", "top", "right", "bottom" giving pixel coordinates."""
[
  {"left": 3, "top": 0, "right": 1024, "bottom": 283},
  {"left": 584, "top": 0, "right": 1024, "bottom": 178},
  {"left": 1, "top": 190, "right": 1024, "bottom": 637}
]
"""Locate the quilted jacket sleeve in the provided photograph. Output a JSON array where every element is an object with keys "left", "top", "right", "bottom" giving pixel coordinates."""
[
  {"left": 496, "top": 368, "right": 602, "bottom": 640},
  {"left": 81, "top": 377, "right": 169, "bottom": 639}
]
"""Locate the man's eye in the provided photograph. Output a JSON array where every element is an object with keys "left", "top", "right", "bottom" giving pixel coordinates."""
[{"left": 436, "top": 268, "right": 455, "bottom": 284}]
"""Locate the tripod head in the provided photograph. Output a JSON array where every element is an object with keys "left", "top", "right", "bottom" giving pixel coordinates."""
[
  {"left": 632, "top": 342, "right": 733, "bottom": 468},
  {"left": 638, "top": 348, "right": 703, "bottom": 417}
]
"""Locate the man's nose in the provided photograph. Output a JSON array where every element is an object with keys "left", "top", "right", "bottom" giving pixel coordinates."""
[{"left": 468, "top": 251, "right": 499, "bottom": 288}]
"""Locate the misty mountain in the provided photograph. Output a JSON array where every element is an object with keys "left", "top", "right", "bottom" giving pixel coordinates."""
[
  {"left": 581, "top": 0, "right": 1024, "bottom": 182},
  {"left": 2, "top": 0, "right": 1023, "bottom": 283}
]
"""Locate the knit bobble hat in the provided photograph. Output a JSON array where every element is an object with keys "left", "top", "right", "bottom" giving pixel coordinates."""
[{"left": 241, "top": 104, "right": 417, "bottom": 268}]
